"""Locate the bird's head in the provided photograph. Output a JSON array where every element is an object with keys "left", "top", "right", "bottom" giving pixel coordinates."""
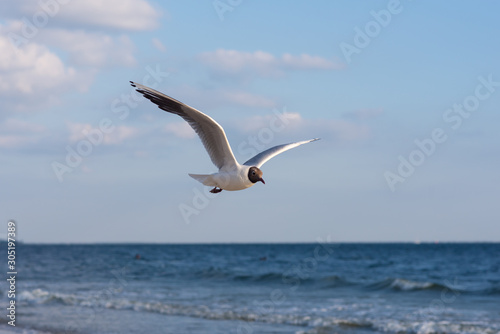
[{"left": 248, "top": 166, "right": 265, "bottom": 184}]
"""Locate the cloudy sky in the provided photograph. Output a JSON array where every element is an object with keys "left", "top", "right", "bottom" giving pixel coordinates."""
[{"left": 1, "top": 1, "right": 499, "bottom": 243}]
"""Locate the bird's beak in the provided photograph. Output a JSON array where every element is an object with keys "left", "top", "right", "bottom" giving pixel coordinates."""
[{"left": 260, "top": 178, "right": 265, "bottom": 184}]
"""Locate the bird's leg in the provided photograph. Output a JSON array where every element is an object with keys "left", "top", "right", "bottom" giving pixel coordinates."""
[{"left": 210, "top": 187, "right": 223, "bottom": 194}]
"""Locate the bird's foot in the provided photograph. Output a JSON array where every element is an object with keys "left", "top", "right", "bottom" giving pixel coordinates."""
[{"left": 210, "top": 187, "right": 223, "bottom": 194}]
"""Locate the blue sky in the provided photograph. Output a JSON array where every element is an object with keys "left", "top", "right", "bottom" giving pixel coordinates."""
[{"left": 1, "top": 1, "right": 499, "bottom": 243}]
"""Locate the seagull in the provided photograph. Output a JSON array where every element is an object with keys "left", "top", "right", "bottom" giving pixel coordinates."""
[{"left": 131, "top": 82, "right": 320, "bottom": 193}]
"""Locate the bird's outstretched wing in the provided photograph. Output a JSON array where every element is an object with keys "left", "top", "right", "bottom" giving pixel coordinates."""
[
  {"left": 131, "top": 82, "right": 238, "bottom": 170},
  {"left": 243, "top": 138, "right": 320, "bottom": 168}
]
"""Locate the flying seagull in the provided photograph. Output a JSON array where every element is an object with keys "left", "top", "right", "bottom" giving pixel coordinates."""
[{"left": 131, "top": 82, "right": 320, "bottom": 193}]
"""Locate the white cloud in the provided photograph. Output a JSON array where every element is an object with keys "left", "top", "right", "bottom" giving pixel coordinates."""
[
  {"left": 3, "top": 0, "right": 160, "bottom": 31},
  {"left": 60, "top": 0, "right": 160, "bottom": 31},
  {"left": 0, "top": 118, "right": 47, "bottom": 148},
  {"left": 0, "top": 17, "right": 138, "bottom": 109},
  {"left": 0, "top": 0, "right": 160, "bottom": 106},
  {"left": 152, "top": 38, "right": 167, "bottom": 52},
  {"left": 164, "top": 122, "right": 196, "bottom": 139},
  {"left": 323, "top": 119, "right": 370, "bottom": 141},
  {"left": 238, "top": 112, "right": 303, "bottom": 133},
  {"left": 67, "top": 122, "right": 138, "bottom": 145},
  {"left": 67, "top": 122, "right": 92, "bottom": 143},
  {"left": 0, "top": 28, "right": 92, "bottom": 101},
  {"left": 39, "top": 29, "right": 136, "bottom": 67},
  {"left": 236, "top": 111, "right": 370, "bottom": 142},
  {"left": 200, "top": 50, "right": 276, "bottom": 76},
  {"left": 1, "top": 118, "right": 46, "bottom": 132},
  {"left": 0, "top": 135, "right": 34, "bottom": 148},
  {"left": 220, "top": 90, "right": 276, "bottom": 108},
  {"left": 167, "top": 85, "right": 277, "bottom": 110},
  {"left": 199, "top": 49, "right": 344, "bottom": 79},
  {"left": 103, "top": 126, "right": 139, "bottom": 145},
  {"left": 282, "top": 53, "right": 344, "bottom": 70}
]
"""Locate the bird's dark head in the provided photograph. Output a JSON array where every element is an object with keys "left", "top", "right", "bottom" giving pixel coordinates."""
[{"left": 248, "top": 166, "right": 265, "bottom": 184}]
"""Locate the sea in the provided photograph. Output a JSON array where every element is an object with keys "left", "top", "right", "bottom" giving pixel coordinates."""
[{"left": 0, "top": 243, "right": 498, "bottom": 334}]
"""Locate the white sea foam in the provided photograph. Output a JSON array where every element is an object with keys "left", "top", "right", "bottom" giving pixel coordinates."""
[
  {"left": 373, "top": 319, "right": 499, "bottom": 334},
  {"left": 17, "top": 288, "right": 500, "bottom": 334},
  {"left": 0, "top": 324, "right": 53, "bottom": 334},
  {"left": 389, "top": 278, "right": 435, "bottom": 291}
]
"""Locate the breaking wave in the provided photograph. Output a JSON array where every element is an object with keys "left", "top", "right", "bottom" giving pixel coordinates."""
[
  {"left": 368, "top": 278, "right": 451, "bottom": 292},
  {"left": 16, "top": 288, "right": 499, "bottom": 334}
]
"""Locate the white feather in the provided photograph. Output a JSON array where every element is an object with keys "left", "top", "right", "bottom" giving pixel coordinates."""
[
  {"left": 243, "top": 138, "right": 320, "bottom": 168},
  {"left": 131, "top": 82, "right": 238, "bottom": 170}
]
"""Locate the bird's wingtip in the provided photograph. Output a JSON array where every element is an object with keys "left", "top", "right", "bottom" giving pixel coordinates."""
[{"left": 130, "top": 81, "right": 137, "bottom": 87}]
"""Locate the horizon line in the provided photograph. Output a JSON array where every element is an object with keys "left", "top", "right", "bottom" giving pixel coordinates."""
[{"left": 4, "top": 240, "right": 500, "bottom": 246}]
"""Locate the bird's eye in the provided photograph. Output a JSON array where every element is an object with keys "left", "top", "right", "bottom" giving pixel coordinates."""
[{"left": 252, "top": 171, "right": 256, "bottom": 175}]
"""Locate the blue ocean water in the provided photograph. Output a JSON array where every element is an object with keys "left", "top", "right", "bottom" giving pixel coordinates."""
[{"left": 1, "top": 243, "right": 499, "bottom": 334}]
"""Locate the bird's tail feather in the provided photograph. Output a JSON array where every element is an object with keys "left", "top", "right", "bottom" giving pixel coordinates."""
[{"left": 188, "top": 174, "right": 217, "bottom": 187}]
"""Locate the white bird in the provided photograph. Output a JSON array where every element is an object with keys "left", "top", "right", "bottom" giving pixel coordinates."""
[{"left": 131, "top": 82, "right": 320, "bottom": 193}]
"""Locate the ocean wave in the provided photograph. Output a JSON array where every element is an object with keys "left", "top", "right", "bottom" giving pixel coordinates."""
[
  {"left": 389, "top": 278, "right": 443, "bottom": 291},
  {"left": 303, "top": 320, "right": 500, "bottom": 334},
  {"left": 364, "top": 278, "right": 500, "bottom": 295},
  {"left": 367, "top": 278, "right": 449, "bottom": 292},
  {"left": 233, "top": 272, "right": 284, "bottom": 282},
  {"left": 0, "top": 323, "right": 56, "bottom": 334},
  {"left": 481, "top": 284, "right": 500, "bottom": 295},
  {"left": 17, "top": 289, "right": 79, "bottom": 305},
  {"left": 16, "top": 289, "right": 348, "bottom": 325},
  {"left": 194, "top": 267, "right": 289, "bottom": 283},
  {"left": 194, "top": 266, "right": 232, "bottom": 280},
  {"left": 374, "top": 320, "right": 500, "bottom": 334},
  {"left": 16, "top": 289, "right": 499, "bottom": 334},
  {"left": 319, "top": 275, "right": 353, "bottom": 288},
  {"left": 194, "top": 267, "right": 318, "bottom": 284}
]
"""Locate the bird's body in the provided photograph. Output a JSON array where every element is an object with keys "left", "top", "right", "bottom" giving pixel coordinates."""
[
  {"left": 130, "top": 81, "right": 319, "bottom": 193},
  {"left": 189, "top": 165, "right": 253, "bottom": 191}
]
